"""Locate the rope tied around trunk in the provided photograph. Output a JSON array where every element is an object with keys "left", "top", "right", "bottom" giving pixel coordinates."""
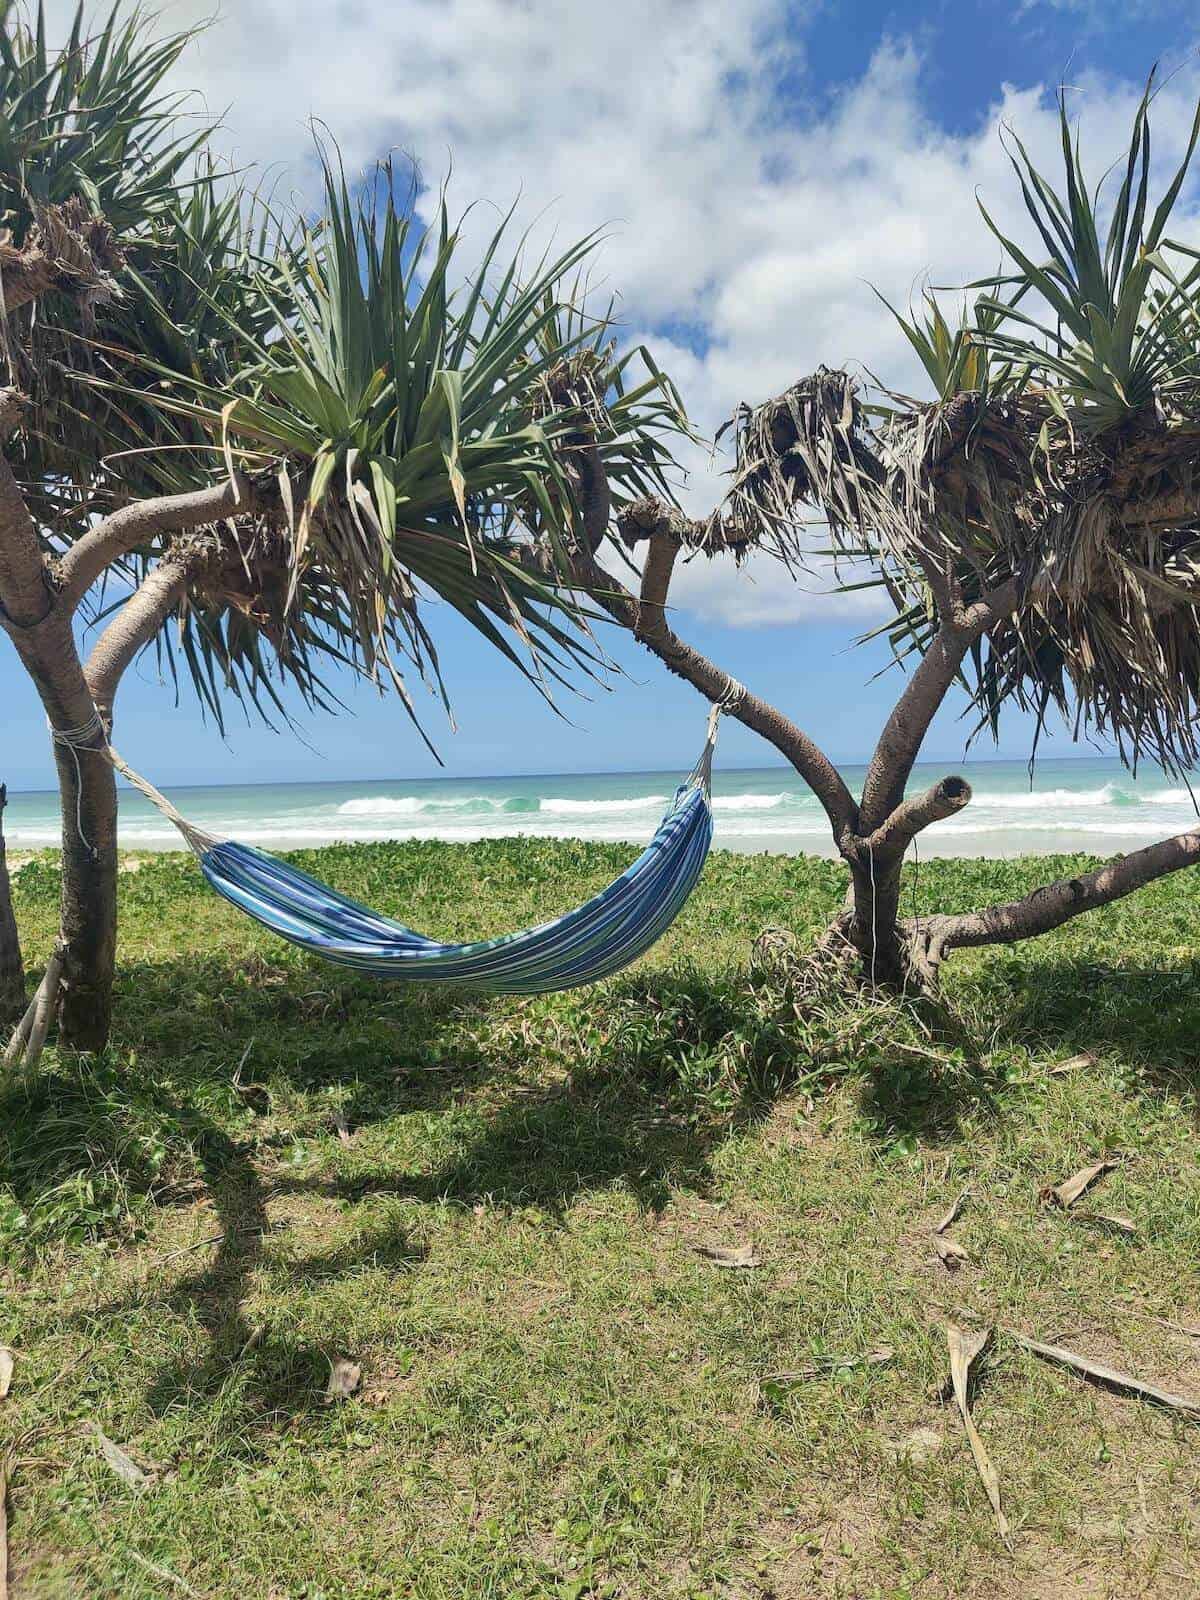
[
  {"left": 692, "top": 677, "right": 746, "bottom": 792},
  {"left": 49, "top": 709, "right": 218, "bottom": 858},
  {"left": 48, "top": 710, "right": 106, "bottom": 859}
]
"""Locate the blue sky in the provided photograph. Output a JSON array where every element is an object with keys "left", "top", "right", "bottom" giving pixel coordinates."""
[{"left": 7, "top": 0, "right": 1200, "bottom": 791}]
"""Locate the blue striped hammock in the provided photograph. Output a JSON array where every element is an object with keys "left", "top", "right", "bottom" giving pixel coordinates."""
[{"left": 105, "top": 709, "right": 721, "bottom": 994}]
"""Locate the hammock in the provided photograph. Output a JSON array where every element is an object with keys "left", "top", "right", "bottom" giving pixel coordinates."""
[{"left": 85, "top": 703, "right": 728, "bottom": 994}]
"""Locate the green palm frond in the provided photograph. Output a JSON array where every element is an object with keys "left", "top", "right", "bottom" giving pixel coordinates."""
[
  {"left": 875, "top": 288, "right": 1002, "bottom": 401},
  {"left": 107, "top": 152, "right": 692, "bottom": 738},
  {"left": 0, "top": 6, "right": 696, "bottom": 743},
  {"left": 970, "top": 74, "right": 1200, "bottom": 429}
]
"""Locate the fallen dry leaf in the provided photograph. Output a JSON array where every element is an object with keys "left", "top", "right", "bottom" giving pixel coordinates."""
[
  {"left": 883, "top": 1424, "right": 944, "bottom": 1465},
  {"left": 323, "top": 1358, "right": 362, "bottom": 1405},
  {"left": 946, "top": 1324, "right": 1009, "bottom": 1544},
  {"left": 0, "top": 1349, "right": 12, "bottom": 1401},
  {"left": 1043, "top": 1157, "right": 1118, "bottom": 1208},
  {"left": 764, "top": 1347, "right": 894, "bottom": 1383},
  {"left": 934, "top": 1235, "right": 970, "bottom": 1271},
  {"left": 1050, "top": 1051, "right": 1096, "bottom": 1076},
  {"left": 92, "top": 1427, "right": 155, "bottom": 1490},
  {"left": 125, "top": 1549, "right": 200, "bottom": 1597},
  {"left": 694, "top": 1242, "right": 761, "bottom": 1270},
  {"left": 1068, "top": 1211, "right": 1137, "bottom": 1237},
  {"left": 1007, "top": 1330, "right": 1200, "bottom": 1418},
  {"left": 934, "top": 1187, "right": 970, "bottom": 1235}
]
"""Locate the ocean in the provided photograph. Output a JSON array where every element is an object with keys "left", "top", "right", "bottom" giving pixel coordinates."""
[{"left": 4, "top": 755, "right": 1199, "bottom": 858}]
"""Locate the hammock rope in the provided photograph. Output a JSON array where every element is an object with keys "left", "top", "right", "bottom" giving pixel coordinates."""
[{"left": 45, "top": 685, "right": 744, "bottom": 994}]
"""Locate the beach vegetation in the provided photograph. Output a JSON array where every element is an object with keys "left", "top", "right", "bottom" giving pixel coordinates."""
[
  {"left": 512, "top": 76, "right": 1200, "bottom": 991},
  {"left": 4, "top": 838, "right": 1200, "bottom": 1595}
]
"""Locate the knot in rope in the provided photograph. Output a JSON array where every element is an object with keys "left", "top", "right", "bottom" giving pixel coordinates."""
[{"left": 49, "top": 708, "right": 108, "bottom": 857}]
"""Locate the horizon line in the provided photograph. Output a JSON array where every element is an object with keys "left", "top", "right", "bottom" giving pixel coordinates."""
[{"left": 2, "top": 749, "right": 1156, "bottom": 799}]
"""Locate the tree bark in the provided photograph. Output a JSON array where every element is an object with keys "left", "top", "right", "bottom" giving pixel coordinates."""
[
  {"left": 573, "top": 536, "right": 860, "bottom": 841},
  {"left": 0, "top": 784, "right": 24, "bottom": 1027},
  {"left": 0, "top": 428, "right": 121, "bottom": 1047},
  {"left": 917, "top": 823, "right": 1200, "bottom": 963},
  {"left": 4, "top": 607, "right": 119, "bottom": 1050}
]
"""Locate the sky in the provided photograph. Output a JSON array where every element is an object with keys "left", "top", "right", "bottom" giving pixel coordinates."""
[{"left": 6, "top": 0, "right": 1200, "bottom": 790}]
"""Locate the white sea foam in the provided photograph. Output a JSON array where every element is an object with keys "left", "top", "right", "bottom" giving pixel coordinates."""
[
  {"left": 968, "top": 783, "right": 1132, "bottom": 809},
  {"left": 712, "top": 792, "right": 790, "bottom": 810},
  {"left": 1145, "top": 787, "right": 1197, "bottom": 806},
  {"left": 537, "top": 794, "right": 667, "bottom": 814},
  {"left": 338, "top": 795, "right": 428, "bottom": 816},
  {"left": 7, "top": 761, "right": 1199, "bottom": 859}
]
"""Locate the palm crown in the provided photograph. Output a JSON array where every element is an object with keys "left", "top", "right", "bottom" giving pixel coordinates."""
[{"left": 3, "top": 2, "right": 688, "bottom": 742}]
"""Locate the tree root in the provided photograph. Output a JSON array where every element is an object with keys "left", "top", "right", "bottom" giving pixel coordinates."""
[{"left": 3, "top": 942, "right": 65, "bottom": 1073}]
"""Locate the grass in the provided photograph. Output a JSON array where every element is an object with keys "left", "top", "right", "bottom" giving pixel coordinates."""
[{"left": 2, "top": 838, "right": 1200, "bottom": 1599}]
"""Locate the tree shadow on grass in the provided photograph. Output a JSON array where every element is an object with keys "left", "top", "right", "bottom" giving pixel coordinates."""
[
  {"left": 854, "top": 950, "right": 1200, "bottom": 1147},
  {"left": 8, "top": 954, "right": 797, "bottom": 1440},
  {"left": 981, "top": 952, "right": 1200, "bottom": 1093}
]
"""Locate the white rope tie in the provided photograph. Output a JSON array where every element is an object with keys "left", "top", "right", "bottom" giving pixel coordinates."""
[
  {"left": 49, "top": 708, "right": 218, "bottom": 858},
  {"left": 718, "top": 675, "right": 748, "bottom": 715},
  {"left": 693, "top": 678, "right": 748, "bottom": 793},
  {"left": 48, "top": 710, "right": 107, "bottom": 860}
]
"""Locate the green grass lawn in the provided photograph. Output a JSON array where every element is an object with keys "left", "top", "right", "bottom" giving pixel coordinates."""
[{"left": 3, "top": 840, "right": 1200, "bottom": 1599}]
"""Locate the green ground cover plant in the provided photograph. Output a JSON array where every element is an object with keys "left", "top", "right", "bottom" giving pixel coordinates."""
[{"left": 2, "top": 839, "right": 1199, "bottom": 1598}]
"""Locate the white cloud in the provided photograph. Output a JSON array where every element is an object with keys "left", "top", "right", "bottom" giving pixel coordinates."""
[{"left": 49, "top": 1, "right": 1200, "bottom": 626}]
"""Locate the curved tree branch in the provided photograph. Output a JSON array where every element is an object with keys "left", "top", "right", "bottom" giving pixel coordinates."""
[
  {"left": 85, "top": 557, "right": 192, "bottom": 720},
  {"left": 857, "top": 774, "right": 972, "bottom": 861},
  {"left": 857, "top": 577, "right": 1019, "bottom": 832},
  {"left": 58, "top": 473, "right": 252, "bottom": 613},
  {"left": 574, "top": 535, "right": 860, "bottom": 840},
  {"left": 921, "top": 824, "right": 1200, "bottom": 960}
]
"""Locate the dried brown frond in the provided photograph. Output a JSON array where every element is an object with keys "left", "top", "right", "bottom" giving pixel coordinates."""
[
  {"left": 0, "top": 197, "right": 125, "bottom": 316},
  {"left": 718, "top": 364, "right": 1200, "bottom": 773}
]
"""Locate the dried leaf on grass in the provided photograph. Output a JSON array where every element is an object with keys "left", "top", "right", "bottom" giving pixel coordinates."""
[
  {"left": 946, "top": 1324, "right": 1010, "bottom": 1544},
  {"left": 0, "top": 1350, "right": 12, "bottom": 1401},
  {"left": 125, "top": 1549, "right": 200, "bottom": 1597},
  {"left": 323, "top": 1358, "right": 362, "bottom": 1405},
  {"left": 1050, "top": 1052, "right": 1097, "bottom": 1076},
  {"left": 1112, "top": 1304, "right": 1200, "bottom": 1339},
  {"left": 1068, "top": 1211, "right": 1137, "bottom": 1237},
  {"left": 934, "top": 1187, "right": 969, "bottom": 1234},
  {"left": 883, "top": 1424, "right": 944, "bottom": 1465},
  {"left": 1007, "top": 1330, "right": 1200, "bottom": 1418},
  {"left": 92, "top": 1427, "right": 157, "bottom": 1490},
  {"left": 934, "top": 1235, "right": 970, "bottom": 1271},
  {"left": 695, "top": 1242, "right": 761, "bottom": 1270},
  {"left": 1042, "top": 1157, "right": 1118, "bottom": 1208},
  {"left": 764, "top": 1347, "right": 894, "bottom": 1383}
]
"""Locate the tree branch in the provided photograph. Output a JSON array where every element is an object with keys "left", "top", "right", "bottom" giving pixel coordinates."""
[
  {"left": 0, "top": 406, "right": 54, "bottom": 630},
  {"left": 58, "top": 474, "right": 252, "bottom": 613},
  {"left": 857, "top": 576, "right": 1019, "bottom": 832},
  {"left": 573, "top": 536, "right": 860, "bottom": 840},
  {"left": 857, "top": 774, "right": 972, "bottom": 860},
  {"left": 921, "top": 825, "right": 1200, "bottom": 959},
  {"left": 84, "top": 557, "right": 192, "bottom": 720}
]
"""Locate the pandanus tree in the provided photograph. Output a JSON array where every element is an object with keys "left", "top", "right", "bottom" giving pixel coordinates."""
[
  {"left": 510, "top": 79, "right": 1200, "bottom": 986},
  {"left": 0, "top": 3, "right": 682, "bottom": 1047}
]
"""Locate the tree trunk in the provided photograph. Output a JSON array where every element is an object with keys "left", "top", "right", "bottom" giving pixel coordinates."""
[
  {"left": 0, "top": 784, "right": 25, "bottom": 1027},
  {"left": 53, "top": 740, "right": 118, "bottom": 1050},
  {"left": 3, "top": 605, "right": 119, "bottom": 1053},
  {"left": 842, "top": 857, "right": 909, "bottom": 988}
]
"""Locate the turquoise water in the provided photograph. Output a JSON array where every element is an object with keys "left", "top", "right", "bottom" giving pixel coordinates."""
[{"left": 5, "top": 756, "right": 1199, "bottom": 857}]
